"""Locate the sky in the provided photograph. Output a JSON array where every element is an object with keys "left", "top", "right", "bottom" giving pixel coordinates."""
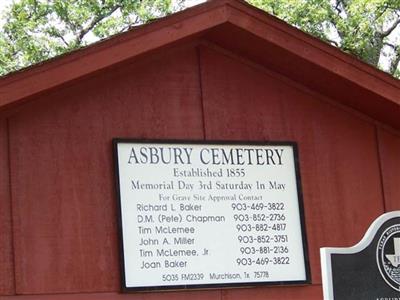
[
  {"left": 0, "top": 0, "right": 206, "bottom": 12},
  {"left": 0, "top": 0, "right": 207, "bottom": 26},
  {"left": 0, "top": 0, "right": 13, "bottom": 27},
  {"left": 0, "top": 0, "right": 12, "bottom": 9},
  {"left": 183, "top": 0, "right": 206, "bottom": 7},
  {"left": 0, "top": 0, "right": 397, "bottom": 73},
  {"left": 0, "top": 0, "right": 12, "bottom": 12}
]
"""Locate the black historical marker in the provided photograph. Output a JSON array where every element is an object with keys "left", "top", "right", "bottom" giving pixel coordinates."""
[{"left": 321, "top": 211, "right": 400, "bottom": 299}]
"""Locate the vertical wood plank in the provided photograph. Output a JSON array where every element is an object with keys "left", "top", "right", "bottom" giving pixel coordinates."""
[
  {"left": 377, "top": 128, "right": 400, "bottom": 211},
  {"left": 0, "top": 290, "right": 220, "bottom": 300},
  {"left": 200, "top": 46, "right": 384, "bottom": 289},
  {"left": 220, "top": 285, "right": 322, "bottom": 300},
  {"left": 0, "top": 118, "right": 15, "bottom": 295},
  {"left": 9, "top": 46, "right": 210, "bottom": 296}
]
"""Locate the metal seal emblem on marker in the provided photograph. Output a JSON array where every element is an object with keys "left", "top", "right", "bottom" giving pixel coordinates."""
[
  {"left": 377, "top": 224, "right": 400, "bottom": 292},
  {"left": 321, "top": 211, "right": 400, "bottom": 300}
]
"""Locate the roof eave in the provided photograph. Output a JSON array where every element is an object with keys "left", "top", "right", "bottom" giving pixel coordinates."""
[
  {"left": 0, "top": 0, "right": 399, "bottom": 129},
  {"left": 0, "top": 0, "right": 231, "bottom": 110}
]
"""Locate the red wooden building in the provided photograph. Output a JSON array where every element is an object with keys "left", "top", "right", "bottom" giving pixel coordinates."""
[{"left": 1, "top": 0, "right": 399, "bottom": 299}]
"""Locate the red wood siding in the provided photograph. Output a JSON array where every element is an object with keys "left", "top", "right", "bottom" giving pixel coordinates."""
[
  {"left": 0, "top": 118, "right": 15, "bottom": 295},
  {"left": 0, "top": 286, "right": 320, "bottom": 300},
  {"left": 199, "top": 46, "right": 385, "bottom": 286},
  {"left": 220, "top": 285, "right": 322, "bottom": 300},
  {"left": 378, "top": 128, "right": 400, "bottom": 211},
  {"left": 8, "top": 47, "right": 205, "bottom": 294},
  {"left": 0, "top": 290, "right": 221, "bottom": 300},
  {"left": 0, "top": 41, "right": 396, "bottom": 300}
]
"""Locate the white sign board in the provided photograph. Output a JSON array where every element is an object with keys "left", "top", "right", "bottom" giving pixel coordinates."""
[{"left": 114, "top": 140, "right": 310, "bottom": 291}]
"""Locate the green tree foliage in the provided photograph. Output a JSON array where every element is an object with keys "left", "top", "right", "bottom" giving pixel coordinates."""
[
  {"left": 0, "top": 0, "right": 179, "bottom": 76},
  {"left": 1, "top": 0, "right": 400, "bottom": 78},
  {"left": 248, "top": 0, "right": 400, "bottom": 78}
]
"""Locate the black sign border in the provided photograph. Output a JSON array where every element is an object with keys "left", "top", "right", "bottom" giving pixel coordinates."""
[{"left": 113, "top": 139, "right": 311, "bottom": 293}]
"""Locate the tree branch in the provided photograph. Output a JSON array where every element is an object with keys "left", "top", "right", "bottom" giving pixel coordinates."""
[
  {"left": 333, "top": 0, "right": 343, "bottom": 15},
  {"left": 381, "top": 17, "right": 400, "bottom": 37},
  {"left": 336, "top": 0, "right": 349, "bottom": 14},
  {"left": 384, "top": 41, "right": 396, "bottom": 49},
  {"left": 59, "top": 6, "right": 80, "bottom": 33},
  {"left": 389, "top": 47, "right": 400, "bottom": 75},
  {"left": 373, "top": 2, "right": 390, "bottom": 22},
  {"left": 54, "top": 32, "right": 70, "bottom": 48},
  {"left": 328, "top": 2, "right": 346, "bottom": 41},
  {"left": 121, "top": 15, "right": 141, "bottom": 32},
  {"left": 75, "top": 4, "right": 121, "bottom": 46},
  {"left": 383, "top": 42, "right": 400, "bottom": 75},
  {"left": 326, "top": 38, "right": 340, "bottom": 47}
]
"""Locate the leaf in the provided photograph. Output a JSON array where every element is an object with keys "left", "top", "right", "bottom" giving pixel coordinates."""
[{"left": 0, "top": 0, "right": 175, "bottom": 76}]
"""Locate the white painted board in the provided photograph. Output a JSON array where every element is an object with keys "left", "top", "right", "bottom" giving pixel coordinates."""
[{"left": 114, "top": 140, "right": 310, "bottom": 291}]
